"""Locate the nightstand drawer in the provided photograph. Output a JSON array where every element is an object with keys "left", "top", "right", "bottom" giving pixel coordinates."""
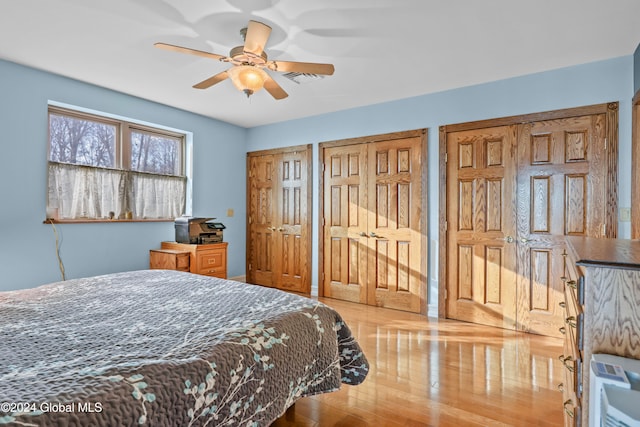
[
  {"left": 149, "top": 249, "right": 190, "bottom": 271},
  {"left": 201, "top": 268, "right": 226, "bottom": 278},
  {"left": 197, "top": 250, "right": 225, "bottom": 271}
]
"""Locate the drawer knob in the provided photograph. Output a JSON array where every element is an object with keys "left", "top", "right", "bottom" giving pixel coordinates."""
[
  {"left": 558, "top": 382, "right": 564, "bottom": 392},
  {"left": 559, "top": 326, "right": 566, "bottom": 335},
  {"left": 558, "top": 355, "right": 574, "bottom": 372},
  {"left": 566, "top": 280, "right": 577, "bottom": 289},
  {"left": 565, "top": 316, "right": 576, "bottom": 328},
  {"left": 559, "top": 301, "right": 566, "bottom": 309},
  {"left": 563, "top": 400, "right": 575, "bottom": 418}
]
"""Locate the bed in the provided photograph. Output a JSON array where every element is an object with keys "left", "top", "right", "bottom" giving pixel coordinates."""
[{"left": 0, "top": 270, "right": 369, "bottom": 426}]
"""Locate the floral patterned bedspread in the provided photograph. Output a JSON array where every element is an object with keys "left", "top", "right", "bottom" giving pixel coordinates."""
[{"left": 0, "top": 270, "right": 368, "bottom": 426}]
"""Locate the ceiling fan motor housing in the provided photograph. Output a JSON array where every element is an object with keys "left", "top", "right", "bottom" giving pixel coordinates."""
[{"left": 229, "top": 46, "right": 268, "bottom": 66}]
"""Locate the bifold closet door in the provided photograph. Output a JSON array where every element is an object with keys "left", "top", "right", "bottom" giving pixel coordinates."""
[
  {"left": 277, "top": 149, "right": 311, "bottom": 292},
  {"left": 444, "top": 107, "right": 612, "bottom": 337},
  {"left": 366, "top": 138, "right": 424, "bottom": 312},
  {"left": 322, "top": 143, "right": 369, "bottom": 304},
  {"left": 445, "top": 125, "right": 519, "bottom": 331},
  {"left": 515, "top": 114, "right": 607, "bottom": 337},
  {"left": 247, "top": 146, "right": 311, "bottom": 294},
  {"left": 247, "top": 153, "right": 277, "bottom": 288},
  {"left": 322, "top": 130, "right": 427, "bottom": 313}
]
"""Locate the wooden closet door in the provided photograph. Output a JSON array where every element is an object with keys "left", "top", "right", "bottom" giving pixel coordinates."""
[
  {"left": 247, "top": 154, "right": 277, "bottom": 287},
  {"left": 277, "top": 150, "right": 311, "bottom": 293},
  {"left": 367, "top": 137, "right": 424, "bottom": 312},
  {"left": 321, "top": 129, "right": 427, "bottom": 313},
  {"left": 443, "top": 106, "right": 615, "bottom": 337},
  {"left": 446, "top": 126, "right": 519, "bottom": 330},
  {"left": 247, "top": 146, "right": 312, "bottom": 293},
  {"left": 322, "top": 144, "right": 369, "bottom": 304},
  {"left": 516, "top": 115, "right": 607, "bottom": 337}
]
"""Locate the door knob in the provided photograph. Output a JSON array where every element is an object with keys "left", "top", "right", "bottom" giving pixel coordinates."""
[
  {"left": 359, "top": 232, "right": 368, "bottom": 237},
  {"left": 267, "top": 226, "right": 276, "bottom": 231},
  {"left": 520, "top": 237, "right": 531, "bottom": 244},
  {"left": 370, "top": 232, "right": 384, "bottom": 239},
  {"left": 501, "top": 236, "right": 514, "bottom": 243}
]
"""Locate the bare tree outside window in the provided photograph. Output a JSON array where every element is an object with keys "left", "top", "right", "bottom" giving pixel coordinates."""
[
  {"left": 131, "top": 130, "right": 181, "bottom": 176},
  {"left": 49, "top": 113, "right": 116, "bottom": 168}
]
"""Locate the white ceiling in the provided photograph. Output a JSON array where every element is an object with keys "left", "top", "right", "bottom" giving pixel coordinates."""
[{"left": 2, "top": 0, "right": 640, "bottom": 128}]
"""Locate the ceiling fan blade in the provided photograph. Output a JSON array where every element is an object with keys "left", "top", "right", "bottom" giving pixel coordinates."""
[
  {"left": 243, "top": 20, "right": 272, "bottom": 57},
  {"left": 193, "top": 71, "right": 229, "bottom": 89},
  {"left": 263, "top": 74, "right": 288, "bottom": 100},
  {"left": 268, "top": 60, "right": 334, "bottom": 76},
  {"left": 154, "top": 42, "right": 227, "bottom": 62}
]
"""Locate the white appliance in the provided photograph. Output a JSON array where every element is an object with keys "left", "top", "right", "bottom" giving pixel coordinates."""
[{"left": 590, "top": 353, "right": 640, "bottom": 427}]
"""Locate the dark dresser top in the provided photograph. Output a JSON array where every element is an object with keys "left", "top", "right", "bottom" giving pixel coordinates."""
[{"left": 567, "top": 236, "right": 640, "bottom": 270}]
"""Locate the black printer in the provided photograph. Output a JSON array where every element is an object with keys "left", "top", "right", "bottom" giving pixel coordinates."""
[{"left": 175, "top": 216, "right": 225, "bottom": 244}]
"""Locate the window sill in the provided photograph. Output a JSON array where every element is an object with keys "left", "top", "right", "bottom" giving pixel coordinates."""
[{"left": 43, "top": 218, "right": 174, "bottom": 224}]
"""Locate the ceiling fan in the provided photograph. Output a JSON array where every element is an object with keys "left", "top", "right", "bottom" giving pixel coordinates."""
[{"left": 155, "top": 20, "right": 335, "bottom": 100}]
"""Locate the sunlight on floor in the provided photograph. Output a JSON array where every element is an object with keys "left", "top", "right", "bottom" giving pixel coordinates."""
[{"left": 273, "top": 297, "right": 564, "bottom": 426}]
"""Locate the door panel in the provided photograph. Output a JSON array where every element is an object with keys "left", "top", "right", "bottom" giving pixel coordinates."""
[
  {"left": 323, "top": 144, "right": 368, "bottom": 304},
  {"left": 446, "top": 126, "right": 518, "bottom": 330},
  {"left": 367, "top": 138, "right": 423, "bottom": 312},
  {"left": 278, "top": 152, "right": 309, "bottom": 292},
  {"left": 247, "top": 154, "right": 276, "bottom": 287},
  {"left": 516, "top": 115, "right": 607, "bottom": 337}
]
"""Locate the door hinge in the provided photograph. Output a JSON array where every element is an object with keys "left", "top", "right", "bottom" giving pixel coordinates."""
[
  {"left": 604, "top": 138, "right": 608, "bottom": 149},
  {"left": 444, "top": 289, "right": 448, "bottom": 300},
  {"left": 322, "top": 163, "right": 325, "bottom": 172},
  {"left": 602, "top": 223, "right": 606, "bottom": 236},
  {"left": 444, "top": 152, "right": 448, "bottom": 163},
  {"left": 322, "top": 217, "right": 325, "bottom": 226},
  {"left": 444, "top": 221, "right": 448, "bottom": 231},
  {"left": 248, "top": 216, "right": 252, "bottom": 224},
  {"left": 248, "top": 263, "right": 252, "bottom": 271}
]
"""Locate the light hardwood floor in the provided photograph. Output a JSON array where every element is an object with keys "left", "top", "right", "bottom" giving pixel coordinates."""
[{"left": 273, "top": 297, "right": 564, "bottom": 427}]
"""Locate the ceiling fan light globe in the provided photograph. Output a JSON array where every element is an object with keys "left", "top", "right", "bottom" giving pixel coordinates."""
[{"left": 227, "top": 65, "right": 268, "bottom": 96}]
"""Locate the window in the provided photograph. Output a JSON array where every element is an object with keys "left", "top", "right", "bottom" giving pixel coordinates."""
[{"left": 47, "top": 106, "right": 187, "bottom": 221}]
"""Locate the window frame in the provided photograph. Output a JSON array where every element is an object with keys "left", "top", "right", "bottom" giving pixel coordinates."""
[{"left": 46, "top": 104, "right": 190, "bottom": 223}]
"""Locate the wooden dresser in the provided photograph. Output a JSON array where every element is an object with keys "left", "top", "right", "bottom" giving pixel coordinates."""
[
  {"left": 561, "top": 236, "right": 640, "bottom": 426},
  {"left": 151, "top": 242, "right": 228, "bottom": 279}
]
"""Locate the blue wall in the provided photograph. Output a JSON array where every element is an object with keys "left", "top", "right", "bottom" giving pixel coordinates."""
[
  {"left": 635, "top": 42, "right": 640, "bottom": 93},
  {"left": 246, "top": 55, "right": 635, "bottom": 303},
  {"left": 0, "top": 59, "right": 247, "bottom": 291},
  {"left": 1, "top": 54, "right": 637, "bottom": 299}
]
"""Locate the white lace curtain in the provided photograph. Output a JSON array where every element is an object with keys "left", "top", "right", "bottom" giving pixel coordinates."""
[{"left": 47, "top": 162, "right": 186, "bottom": 220}]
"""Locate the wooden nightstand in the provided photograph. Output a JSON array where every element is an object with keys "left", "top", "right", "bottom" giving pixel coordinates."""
[{"left": 159, "top": 242, "right": 228, "bottom": 279}]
